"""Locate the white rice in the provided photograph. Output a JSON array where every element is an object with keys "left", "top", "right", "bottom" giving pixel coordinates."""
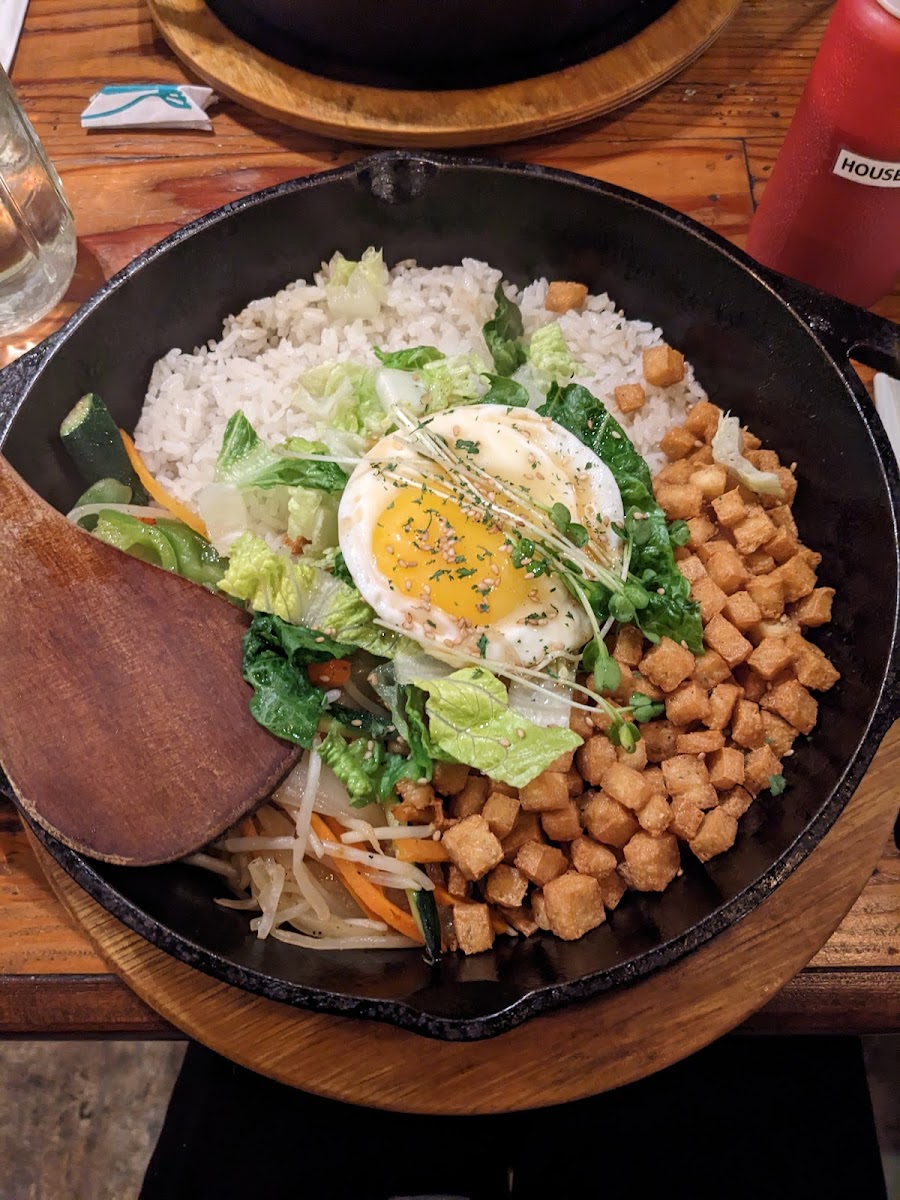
[{"left": 134, "top": 255, "right": 708, "bottom": 502}]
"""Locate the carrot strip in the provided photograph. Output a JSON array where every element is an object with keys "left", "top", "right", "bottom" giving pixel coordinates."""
[
  {"left": 394, "top": 838, "right": 450, "bottom": 863},
  {"left": 120, "top": 430, "right": 209, "bottom": 538},
  {"left": 310, "top": 814, "right": 423, "bottom": 944}
]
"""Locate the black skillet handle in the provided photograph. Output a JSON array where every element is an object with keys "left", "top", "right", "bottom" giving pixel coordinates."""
[{"left": 0, "top": 337, "right": 58, "bottom": 444}]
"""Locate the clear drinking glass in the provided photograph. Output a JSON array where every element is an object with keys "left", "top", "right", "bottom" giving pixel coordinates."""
[{"left": 0, "top": 66, "right": 76, "bottom": 335}]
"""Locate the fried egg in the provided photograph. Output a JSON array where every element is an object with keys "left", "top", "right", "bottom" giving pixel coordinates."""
[{"left": 338, "top": 405, "right": 624, "bottom": 668}]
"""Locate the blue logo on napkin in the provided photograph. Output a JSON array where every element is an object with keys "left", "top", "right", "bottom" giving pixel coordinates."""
[{"left": 82, "top": 85, "right": 193, "bottom": 120}]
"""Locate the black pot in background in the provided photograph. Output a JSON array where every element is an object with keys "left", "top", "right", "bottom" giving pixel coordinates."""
[{"left": 1, "top": 152, "right": 898, "bottom": 1041}]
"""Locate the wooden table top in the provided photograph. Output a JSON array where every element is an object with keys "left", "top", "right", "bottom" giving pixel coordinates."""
[{"left": 0, "top": 0, "right": 897, "bottom": 1038}]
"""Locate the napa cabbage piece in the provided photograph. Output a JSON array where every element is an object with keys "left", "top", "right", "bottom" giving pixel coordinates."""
[
  {"left": 711, "top": 413, "right": 785, "bottom": 497},
  {"left": 528, "top": 322, "right": 575, "bottom": 391},
  {"left": 322, "top": 247, "right": 389, "bottom": 319},
  {"left": 214, "top": 413, "right": 347, "bottom": 493},
  {"left": 295, "top": 363, "right": 390, "bottom": 444},
  {"left": 412, "top": 666, "right": 582, "bottom": 788},
  {"left": 286, "top": 488, "right": 339, "bottom": 553}
]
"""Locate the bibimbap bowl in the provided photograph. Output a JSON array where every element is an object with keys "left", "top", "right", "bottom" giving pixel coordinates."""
[{"left": 1, "top": 153, "right": 898, "bottom": 1041}]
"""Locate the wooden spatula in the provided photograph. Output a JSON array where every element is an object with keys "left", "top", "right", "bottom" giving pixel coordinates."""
[{"left": 0, "top": 456, "right": 301, "bottom": 865}]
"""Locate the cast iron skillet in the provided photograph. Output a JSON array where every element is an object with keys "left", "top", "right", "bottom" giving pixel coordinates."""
[{"left": 1, "top": 152, "right": 898, "bottom": 1041}]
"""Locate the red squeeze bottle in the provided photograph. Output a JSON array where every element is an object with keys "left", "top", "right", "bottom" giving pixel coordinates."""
[{"left": 746, "top": 0, "right": 900, "bottom": 308}]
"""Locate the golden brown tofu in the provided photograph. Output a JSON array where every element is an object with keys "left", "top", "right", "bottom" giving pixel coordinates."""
[
  {"left": 721, "top": 590, "right": 763, "bottom": 633},
  {"left": 747, "top": 636, "right": 796, "bottom": 681},
  {"left": 760, "top": 678, "right": 818, "bottom": 734},
  {"left": 531, "top": 889, "right": 550, "bottom": 930},
  {"left": 745, "top": 448, "right": 781, "bottom": 472},
  {"left": 686, "top": 514, "right": 717, "bottom": 548},
  {"left": 660, "top": 425, "right": 698, "bottom": 461},
  {"left": 765, "top": 527, "right": 800, "bottom": 564},
  {"left": 792, "top": 587, "right": 835, "bottom": 628},
  {"left": 601, "top": 762, "right": 652, "bottom": 812},
  {"left": 719, "top": 784, "right": 753, "bottom": 819},
  {"left": 616, "top": 738, "right": 649, "bottom": 771},
  {"left": 637, "top": 792, "right": 672, "bottom": 835},
  {"left": 446, "top": 864, "right": 470, "bottom": 899},
  {"left": 669, "top": 793, "right": 705, "bottom": 839},
  {"left": 761, "top": 710, "right": 798, "bottom": 758},
  {"left": 396, "top": 778, "right": 436, "bottom": 810},
  {"left": 583, "top": 791, "right": 641, "bottom": 848},
  {"left": 570, "top": 835, "right": 618, "bottom": 879},
  {"left": 597, "top": 871, "right": 627, "bottom": 911},
  {"left": 515, "top": 839, "right": 568, "bottom": 887},
  {"left": 769, "top": 504, "right": 798, "bottom": 536},
  {"left": 569, "top": 704, "right": 596, "bottom": 741},
  {"left": 678, "top": 554, "right": 708, "bottom": 584},
  {"left": 705, "top": 544, "right": 751, "bottom": 595},
  {"left": 614, "top": 382, "right": 646, "bottom": 414},
  {"left": 639, "top": 719, "right": 679, "bottom": 762},
  {"left": 746, "top": 573, "right": 786, "bottom": 620},
  {"left": 704, "top": 614, "right": 753, "bottom": 668},
  {"left": 621, "top": 832, "right": 681, "bottom": 891},
  {"left": 731, "top": 698, "right": 765, "bottom": 749},
  {"left": 733, "top": 664, "right": 769, "bottom": 702},
  {"left": 639, "top": 636, "right": 696, "bottom": 693},
  {"left": 449, "top": 774, "right": 489, "bottom": 820},
  {"left": 442, "top": 814, "right": 504, "bottom": 881},
  {"left": 643, "top": 344, "right": 686, "bottom": 387},
  {"left": 704, "top": 682, "right": 742, "bottom": 731},
  {"left": 784, "top": 633, "right": 841, "bottom": 692},
  {"left": 501, "top": 811, "right": 543, "bottom": 863},
  {"left": 689, "top": 808, "right": 738, "bottom": 863},
  {"left": 540, "top": 800, "right": 583, "bottom": 842},
  {"left": 565, "top": 767, "right": 585, "bottom": 798},
  {"left": 773, "top": 555, "right": 817, "bottom": 603},
  {"left": 500, "top": 905, "right": 539, "bottom": 937},
  {"left": 683, "top": 782, "right": 719, "bottom": 811},
  {"left": 452, "top": 902, "right": 495, "bottom": 955},
  {"left": 484, "top": 863, "right": 528, "bottom": 909},
  {"left": 613, "top": 623, "right": 646, "bottom": 668},
  {"left": 545, "top": 280, "right": 588, "bottom": 312},
  {"left": 743, "top": 744, "right": 784, "bottom": 795},
  {"left": 689, "top": 464, "right": 729, "bottom": 500},
  {"left": 482, "top": 791, "right": 520, "bottom": 840},
  {"left": 665, "top": 680, "right": 712, "bottom": 726},
  {"left": 745, "top": 549, "right": 777, "bottom": 576},
  {"left": 661, "top": 753, "right": 710, "bottom": 795},
  {"left": 691, "top": 650, "right": 733, "bottom": 689},
  {"left": 574, "top": 735, "right": 618, "bottom": 786},
  {"left": 657, "top": 458, "right": 695, "bottom": 484},
  {"left": 519, "top": 771, "right": 571, "bottom": 813},
  {"left": 691, "top": 575, "right": 728, "bottom": 624},
  {"left": 656, "top": 482, "right": 704, "bottom": 521},
  {"left": 733, "top": 506, "right": 777, "bottom": 556},
  {"left": 684, "top": 400, "right": 722, "bottom": 441},
  {"left": 711, "top": 489, "right": 747, "bottom": 528},
  {"left": 542, "top": 872, "right": 605, "bottom": 940},
  {"left": 545, "top": 749, "right": 576, "bottom": 774},
  {"left": 707, "top": 746, "right": 745, "bottom": 791},
  {"left": 432, "top": 761, "right": 470, "bottom": 796},
  {"left": 675, "top": 729, "right": 726, "bottom": 755}
]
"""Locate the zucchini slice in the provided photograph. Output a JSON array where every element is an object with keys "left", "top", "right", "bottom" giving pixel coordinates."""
[{"left": 60, "top": 393, "right": 149, "bottom": 503}]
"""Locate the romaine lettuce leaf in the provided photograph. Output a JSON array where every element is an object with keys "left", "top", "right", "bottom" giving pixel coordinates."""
[
  {"left": 286, "top": 488, "right": 339, "bottom": 553},
  {"left": 317, "top": 725, "right": 418, "bottom": 805},
  {"left": 374, "top": 345, "right": 443, "bottom": 369},
  {"left": 216, "top": 413, "right": 347, "bottom": 493},
  {"left": 412, "top": 666, "right": 581, "bottom": 787},
  {"left": 483, "top": 283, "right": 527, "bottom": 377},
  {"left": 297, "top": 362, "right": 389, "bottom": 443},
  {"left": 419, "top": 354, "right": 488, "bottom": 411}
]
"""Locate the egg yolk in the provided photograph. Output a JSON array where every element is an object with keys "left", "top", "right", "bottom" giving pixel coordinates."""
[{"left": 372, "top": 481, "right": 533, "bottom": 625}]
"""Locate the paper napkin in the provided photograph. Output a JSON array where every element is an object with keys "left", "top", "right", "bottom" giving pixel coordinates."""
[
  {"left": 81, "top": 84, "right": 217, "bottom": 131},
  {"left": 0, "top": 0, "right": 29, "bottom": 70}
]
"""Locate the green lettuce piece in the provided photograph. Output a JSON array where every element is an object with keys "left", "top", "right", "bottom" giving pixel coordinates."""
[
  {"left": 480, "top": 374, "right": 529, "bottom": 406},
  {"left": 216, "top": 413, "right": 347, "bottom": 493},
  {"left": 317, "top": 725, "right": 417, "bottom": 805},
  {"left": 483, "top": 283, "right": 527, "bottom": 377},
  {"left": 374, "top": 345, "right": 443, "bottom": 369},
  {"left": 528, "top": 322, "right": 575, "bottom": 391},
  {"left": 419, "top": 354, "right": 488, "bottom": 412},
  {"left": 413, "top": 666, "right": 582, "bottom": 788},
  {"left": 241, "top": 614, "right": 355, "bottom": 748},
  {"left": 298, "top": 362, "right": 389, "bottom": 443},
  {"left": 93, "top": 511, "right": 226, "bottom": 591},
  {"left": 323, "top": 247, "right": 388, "bottom": 319},
  {"left": 286, "top": 488, "right": 339, "bottom": 553}
]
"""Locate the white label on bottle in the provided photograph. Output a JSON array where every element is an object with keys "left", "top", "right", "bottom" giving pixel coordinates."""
[{"left": 831, "top": 148, "right": 900, "bottom": 187}]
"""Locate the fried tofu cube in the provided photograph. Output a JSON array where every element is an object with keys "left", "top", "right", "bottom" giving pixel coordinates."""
[
  {"left": 792, "top": 587, "right": 835, "bottom": 628},
  {"left": 432, "top": 761, "right": 470, "bottom": 796},
  {"left": 484, "top": 864, "right": 528, "bottom": 908},
  {"left": 772, "top": 466, "right": 798, "bottom": 505},
  {"left": 621, "top": 832, "right": 681, "bottom": 892},
  {"left": 769, "top": 504, "right": 798, "bottom": 536},
  {"left": 731, "top": 698, "right": 765, "bottom": 748},
  {"left": 570, "top": 835, "right": 618, "bottom": 879},
  {"left": 689, "top": 808, "right": 738, "bottom": 863},
  {"left": 531, "top": 889, "right": 550, "bottom": 930},
  {"left": 665, "top": 681, "right": 711, "bottom": 726},
  {"left": 686, "top": 514, "right": 717, "bottom": 548},
  {"left": 691, "top": 575, "right": 728, "bottom": 624},
  {"left": 676, "top": 729, "right": 726, "bottom": 755},
  {"left": 761, "top": 679, "right": 818, "bottom": 734},
  {"left": 684, "top": 400, "right": 722, "bottom": 441},
  {"left": 773, "top": 555, "right": 817, "bottom": 603},
  {"left": 669, "top": 793, "right": 705, "bottom": 839},
  {"left": 450, "top": 774, "right": 489, "bottom": 820},
  {"left": 678, "top": 555, "right": 707, "bottom": 585},
  {"left": 704, "top": 614, "right": 753, "bottom": 668},
  {"left": 761, "top": 710, "right": 798, "bottom": 758},
  {"left": 747, "top": 635, "right": 796, "bottom": 681},
  {"left": 644, "top": 344, "right": 686, "bottom": 387},
  {"left": 614, "top": 382, "right": 646, "bottom": 414},
  {"left": 696, "top": 538, "right": 732, "bottom": 565},
  {"left": 660, "top": 425, "right": 698, "bottom": 460},
  {"left": 515, "top": 839, "right": 568, "bottom": 887},
  {"left": 705, "top": 545, "right": 751, "bottom": 595},
  {"left": 733, "top": 664, "right": 768, "bottom": 702},
  {"left": 685, "top": 782, "right": 720, "bottom": 810},
  {"left": 565, "top": 767, "right": 585, "bottom": 798},
  {"left": 545, "top": 749, "right": 576, "bottom": 774},
  {"left": 656, "top": 482, "right": 704, "bottom": 521},
  {"left": 574, "top": 735, "right": 617, "bottom": 786},
  {"left": 661, "top": 753, "right": 710, "bottom": 795},
  {"left": 482, "top": 791, "right": 520, "bottom": 840},
  {"left": 569, "top": 704, "right": 596, "bottom": 740},
  {"left": 765, "top": 527, "right": 800, "bottom": 564},
  {"left": 453, "top": 903, "right": 494, "bottom": 954},
  {"left": 519, "top": 771, "right": 570, "bottom": 813},
  {"left": 785, "top": 634, "right": 841, "bottom": 692},
  {"left": 745, "top": 448, "right": 781, "bottom": 472},
  {"left": 396, "top": 778, "right": 436, "bottom": 810},
  {"left": 500, "top": 905, "right": 539, "bottom": 937},
  {"left": 721, "top": 590, "right": 763, "bottom": 633},
  {"left": 542, "top": 872, "right": 605, "bottom": 941},
  {"left": 597, "top": 871, "right": 627, "bottom": 911},
  {"left": 707, "top": 746, "right": 745, "bottom": 791},
  {"left": 746, "top": 549, "right": 777, "bottom": 576},
  {"left": 746, "top": 573, "right": 785, "bottom": 619},
  {"left": 541, "top": 801, "right": 583, "bottom": 842},
  {"left": 501, "top": 806, "right": 542, "bottom": 864},
  {"left": 442, "top": 814, "right": 504, "bottom": 881},
  {"left": 637, "top": 793, "right": 671, "bottom": 835},
  {"left": 601, "top": 762, "right": 652, "bottom": 812},
  {"left": 704, "top": 682, "right": 742, "bottom": 731},
  {"left": 545, "top": 280, "right": 588, "bottom": 312},
  {"left": 689, "top": 465, "right": 729, "bottom": 501},
  {"left": 657, "top": 458, "right": 695, "bottom": 484},
  {"left": 611, "top": 623, "right": 645, "bottom": 668},
  {"left": 638, "top": 719, "right": 678, "bottom": 764},
  {"left": 732, "top": 506, "right": 777, "bottom": 556},
  {"left": 720, "top": 785, "right": 753, "bottom": 819},
  {"left": 643, "top": 765, "right": 667, "bottom": 795},
  {"left": 743, "top": 745, "right": 784, "bottom": 795},
  {"left": 616, "top": 739, "right": 649, "bottom": 772},
  {"left": 583, "top": 792, "right": 640, "bottom": 848},
  {"left": 798, "top": 546, "right": 822, "bottom": 570},
  {"left": 640, "top": 636, "right": 696, "bottom": 693},
  {"left": 711, "top": 489, "right": 747, "bottom": 528},
  {"left": 446, "top": 864, "right": 469, "bottom": 899},
  {"left": 692, "top": 650, "right": 733, "bottom": 689}
]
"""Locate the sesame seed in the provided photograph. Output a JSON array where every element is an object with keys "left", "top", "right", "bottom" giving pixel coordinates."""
[
  {"left": 314, "top": 636, "right": 325, "bottom": 643},
  {"left": 498, "top": 737, "right": 511, "bottom": 748}
]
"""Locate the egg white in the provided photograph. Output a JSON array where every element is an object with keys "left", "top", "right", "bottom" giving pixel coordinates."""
[{"left": 338, "top": 404, "right": 624, "bottom": 668}]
